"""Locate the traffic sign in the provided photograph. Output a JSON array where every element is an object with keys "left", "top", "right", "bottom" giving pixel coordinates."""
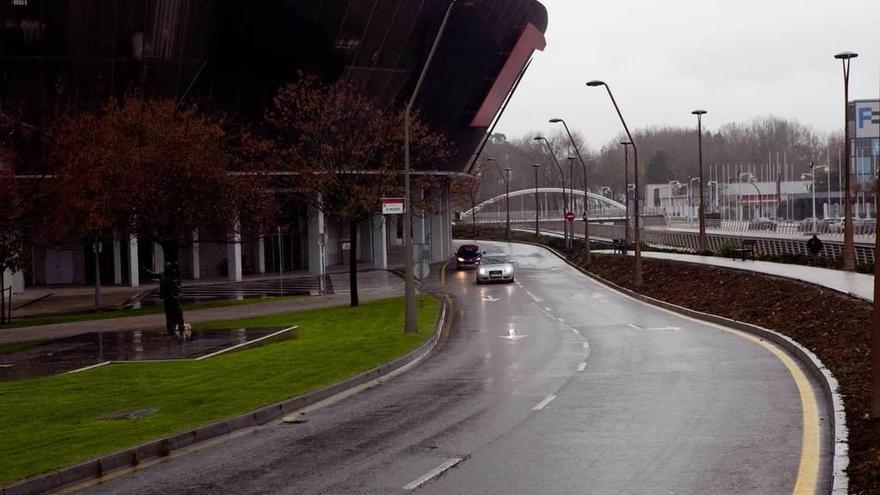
[
  {"left": 565, "top": 211, "right": 575, "bottom": 222},
  {"left": 382, "top": 197, "right": 405, "bottom": 215}
]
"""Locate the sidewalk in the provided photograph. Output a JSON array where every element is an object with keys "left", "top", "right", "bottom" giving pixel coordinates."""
[
  {"left": 0, "top": 270, "right": 404, "bottom": 345},
  {"left": 595, "top": 249, "right": 874, "bottom": 302}
]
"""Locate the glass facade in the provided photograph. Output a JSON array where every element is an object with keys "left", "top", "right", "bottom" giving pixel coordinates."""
[{"left": 0, "top": 0, "right": 548, "bottom": 172}]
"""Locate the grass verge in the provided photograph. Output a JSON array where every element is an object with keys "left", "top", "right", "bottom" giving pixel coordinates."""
[
  {"left": 0, "top": 296, "right": 440, "bottom": 486},
  {"left": 2, "top": 295, "right": 303, "bottom": 329}
]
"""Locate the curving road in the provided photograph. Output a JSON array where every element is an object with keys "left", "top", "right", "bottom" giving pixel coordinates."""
[{"left": 80, "top": 240, "right": 832, "bottom": 494}]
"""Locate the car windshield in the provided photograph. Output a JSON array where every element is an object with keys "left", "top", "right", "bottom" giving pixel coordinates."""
[
  {"left": 481, "top": 256, "right": 509, "bottom": 265},
  {"left": 458, "top": 245, "right": 479, "bottom": 255}
]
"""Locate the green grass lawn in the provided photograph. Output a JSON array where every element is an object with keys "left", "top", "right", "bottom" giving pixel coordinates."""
[
  {"left": 3, "top": 295, "right": 303, "bottom": 329},
  {"left": 0, "top": 296, "right": 440, "bottom": 486}
]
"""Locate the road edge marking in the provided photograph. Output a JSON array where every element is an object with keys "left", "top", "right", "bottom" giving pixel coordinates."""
[{"left": 403, "top": 457, "right": 463, "bottom": 490}]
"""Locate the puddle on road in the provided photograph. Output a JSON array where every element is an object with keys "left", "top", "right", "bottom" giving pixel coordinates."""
[{"left": 0, "top": 327, "right": 286, "bottom": 381}]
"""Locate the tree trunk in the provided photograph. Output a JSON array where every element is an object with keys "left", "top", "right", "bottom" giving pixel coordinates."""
[
  {"left": 161, "top": 242, "right": 180, "bottom": 266},
  {"left": 93, "top": 233, "right": 102, "bottom": 310},
  {"left": 349, "top": 219, "right": 359, "bottom": 307}
]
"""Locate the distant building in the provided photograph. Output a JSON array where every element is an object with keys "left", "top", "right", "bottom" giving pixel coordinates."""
[
  {"left": 644, "top": 178, "right": 869, "bottom": 222},
  {"left": 850, "top": 99, "right": 880, "bottom": 184}
]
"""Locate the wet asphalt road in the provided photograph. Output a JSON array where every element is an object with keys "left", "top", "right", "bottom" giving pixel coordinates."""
[{"left": 82, "top": 241, "right": 831, "bottom": 494}]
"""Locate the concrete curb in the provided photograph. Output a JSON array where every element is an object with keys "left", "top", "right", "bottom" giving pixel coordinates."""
[
  {"left": 2, "top": 299, "right": 450, "bottom": 495},
  {"left": 475, "top": 237, "right": 849, "bottom": 495}
]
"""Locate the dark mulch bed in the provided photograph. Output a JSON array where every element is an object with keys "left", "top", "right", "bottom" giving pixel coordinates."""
[{"left": 458, "top": 226, "right": 880, "bottom": 493}]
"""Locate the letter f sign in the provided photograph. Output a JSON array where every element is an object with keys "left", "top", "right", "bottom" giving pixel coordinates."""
[{"left": 857, "top": 106, "right": 873, "bottom": 128}]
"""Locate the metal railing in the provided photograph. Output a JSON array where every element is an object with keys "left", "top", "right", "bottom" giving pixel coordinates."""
[{"left": 664, "top": 219, "right": 876, "bottom": 238}]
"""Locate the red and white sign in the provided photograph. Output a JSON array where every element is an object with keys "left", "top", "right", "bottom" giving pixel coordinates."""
[
  {"left": 382, "top": 198, "right": 405, "bottom": 215},
  {"left": 565, "top": 211, "right": 576, "bottom": 222}
]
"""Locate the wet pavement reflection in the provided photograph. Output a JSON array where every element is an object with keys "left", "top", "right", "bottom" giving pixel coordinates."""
[{"left": 0, "top": 327, "right": 284, "bottom": 381}]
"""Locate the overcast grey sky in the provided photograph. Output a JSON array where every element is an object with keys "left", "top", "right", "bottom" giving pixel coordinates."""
[{"left": 496, "top": 0, "right": 880, "bottom": 149}]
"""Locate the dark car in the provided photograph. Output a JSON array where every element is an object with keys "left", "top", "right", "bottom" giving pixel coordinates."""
[{"left": 455, "top": 244, "right": 482, "bottom": 269}]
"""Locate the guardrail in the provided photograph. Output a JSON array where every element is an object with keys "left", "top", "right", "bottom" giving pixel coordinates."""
[
  {"left": 666, "top": 219, "right": 877, "bottom": 237},
  {"left": 530, "top": 221, "right": 877, "bottom": 265}
]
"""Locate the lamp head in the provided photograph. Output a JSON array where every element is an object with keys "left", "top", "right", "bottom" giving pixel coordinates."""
[
  {"left": 834, "top": 51, "right": 858, "bottom": 60},
  {"left": 692, "top": 109, "right": 707, "bottom": 115},
  {"left": 533, "top": 136, "right": 545, "bottom": 142},
  {"left": 532, "top": 163, "right": 540, "bottom": 168},
  {"left": 549, "top": 118, "right": 563, "bottom": 124},
  {"left": 586, "top": 80, "right": 606, "bottom": 87}
]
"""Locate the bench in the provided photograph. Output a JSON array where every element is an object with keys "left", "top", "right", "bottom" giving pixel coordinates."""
[
  {"left": 730, "top": 239, "right": 756, "bottom": 261},
  {"left": 612, "top": 238, "right": 627, "bottom": 255}
]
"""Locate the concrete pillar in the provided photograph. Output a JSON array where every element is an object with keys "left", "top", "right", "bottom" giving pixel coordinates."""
[
  {"left": 12, "top": 270, "right": 24, "bottom": 293},
  {"left": 308, "top": 204, "right": 326, "bottom": 276},
  {"left": 227, "top": 227, "right": 242, "bottom": 282},
  {"left": 128, "top": 236, "right": 140, "bottom": 288},
  {"left": 191, "top": 231, "right": 201, "bottom": 280},
  {"left": 152, "top": 242, "right": 164, "bottom": 272},
  {"left": 372, "top": 215, "right": 388, "bottom": 269},
  {"left": 257, "top": 235, "right": 266, "bottom": 274},
  {"left": 112, "top": 233, "right": 122, "bottom": 285}
]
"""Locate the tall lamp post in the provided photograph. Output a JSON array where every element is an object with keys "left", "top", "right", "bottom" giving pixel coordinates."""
[
  {"left": 485, "top": 158, "right": 509, "bottom": 239},
  {"left": 534, "top": 136, "right": 569, "bottom": 249},
  {"left": 403, "top": 0, "right": 461, "bottom": 333},
  {"left": 620, "top": 141, "right": 633, "bottom": 250},
  {"left": 533, "top": 163, "right": 540, "bottom": 237},
  {"left": 692, "top": 109, "right": 708, "bottom": 253},
  {"left": 834, "top": 51, "right": 858, "bottom": 271},
  {"left": 588, "top": 80, "right": 643, "bottom": 285},
  {"left": 550, "top": 118, "right": 591, "bottom": 263}
]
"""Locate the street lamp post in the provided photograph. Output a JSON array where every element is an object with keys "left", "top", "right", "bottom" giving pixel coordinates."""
[
  {"left": 835, "top": 51, "right": 858, "bottom": 271},
  {"left": 485, "top": 158, "right": 509, "bottom": 239},
  {"left": 533, "top": 163, "right": 540, "bottom": 237},
  {"left": 588, "top": 79, "right": 643, "bottom": 284},
  {"left": 692, "top": 109, "right": 708, "bottom": 253},
  {"left": 534, "top": 136, "right": 569, "bottom": 249},
  {"left": 550, "top": 118, "right": 591, "bottom": 263},
  {"left": 403, "top": 0, "right": 460, "bottom": 333},
  {"left": 620, "top": 141, "right": 633, "bottom": 249},
  {"left": 505, "top": 167, "right": 511, "bottom": 239},
  {"left": 808, "top": 163, "right": 817, "bottom": 232}
]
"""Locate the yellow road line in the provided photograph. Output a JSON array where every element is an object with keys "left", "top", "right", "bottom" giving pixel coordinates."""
[{"left": 440, "top": 261, "right": 449, "bottom": 287}]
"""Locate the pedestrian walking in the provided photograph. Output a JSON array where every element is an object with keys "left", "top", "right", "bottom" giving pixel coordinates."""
[
  {"left": 806, "top": 234, "right": 823, "bottom": 261},
  {"left": 146, "top": 261, "right": 188, "bottom": 338}
]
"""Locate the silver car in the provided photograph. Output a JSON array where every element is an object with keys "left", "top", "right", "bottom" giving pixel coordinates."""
[{"left": 476, "top": 254, "right": 515, "bottom": 284}]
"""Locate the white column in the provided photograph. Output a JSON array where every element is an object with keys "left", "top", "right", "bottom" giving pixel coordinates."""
[
  {"left": 308, "top": 204, "right": 326, "bottom": 276},
  {"left": 112, "top": 233, "right": 122, "bottom": 285},
  {"left": 152, "top": 242, "right": 164, "bottom": 272},
  {"left": 12, "top": 270, "right": 24, "bottom": 293},
  {"left": 372, "top": 215, "right": 388, "bottom": 269},
  {"left": 227, "top": 226, "right": 242, "bottom": 282},
  {"left": 191, "top": 231, "right": 201, "bottom": 280},
  {"left": 128, "top": 235, "right": 140, "bottom": 288},
  {"left": 257, "top": 235, "right": 266, "bottom": 274}
]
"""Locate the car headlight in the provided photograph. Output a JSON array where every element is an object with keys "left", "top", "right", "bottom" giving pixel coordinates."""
[
  {"left": 479, "top": 268, "right": 487, "bottom": 275},
  {"left": 457, "top": 257, "right": 465, "bottom": 262}
]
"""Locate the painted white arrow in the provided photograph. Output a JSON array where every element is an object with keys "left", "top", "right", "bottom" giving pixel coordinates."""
[
  {"left": 482, "top": 296, "right": 500, "bottom": 302},
  {"left": 501, "top": 327, "right": 528, "bottom": 341}
]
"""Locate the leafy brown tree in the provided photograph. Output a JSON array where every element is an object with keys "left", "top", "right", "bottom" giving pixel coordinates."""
[
  {"left": 254, "top": 74, "right": 448, "bottom": 306},
  {"left": 44, "top": 95, "right": 271, "bottom": 307}
]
